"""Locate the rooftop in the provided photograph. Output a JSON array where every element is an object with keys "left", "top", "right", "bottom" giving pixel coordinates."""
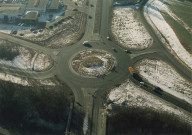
[
  {"left": 26, "top": 0, "right": 49, "bottom": 10},
  {"left": 0, "top": 4, "right": 25, "bottom": 15},
  {"left": 48, "top": 0, "right": 59, "bottom": 9},
  {"left": 21, "top": 11, "right": 38, "bottom": 20}
]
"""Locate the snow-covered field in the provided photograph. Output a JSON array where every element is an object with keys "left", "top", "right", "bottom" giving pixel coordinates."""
[
  {"left": 33, "top": 53, "right": 53, "bottom": 71},
  {"left": 111, "top": 6, "right": 153, "bottom": 50},
  {"left": 0, "top": 40, "right": 53, "bottom": 71},
  {"left": 156, "top": 0, "right": 192, "bottom": 34},
  {"left": 0, "top": 71, "right": 57, "bottom": 86},
  {"left": 144, "top": 0, "right": 192, "bottom": 69},
  {"left": 134, "top": 59, "right": 192, "bottom": 104},
  {"left": 0, "top": 72, "right": 29, "bottom": 86},
  {"left": 108, "top": 79, "right": 191, "bottom": 124}
]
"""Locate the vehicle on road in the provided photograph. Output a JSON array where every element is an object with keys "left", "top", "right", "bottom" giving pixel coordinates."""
[
  {"left": 133, "top": 73, "right": 143, "bottom": 82},
  {"left": 39, "top": 29, "right": 43, "bottom": 32},
  {"left": 20, "top": 33, "right": 24, "bottom": 36},
  {"left": 88, "top": 16, "right": 92, "bottom": 19},
  {"left": 109, "top": 65, "right": 116, "bottom": 72},
  {"left": 83, "top": 41, "right": 89, "bottom": 45},
  {"left": 33, "top": 30, "right": 38, "bottom": 34},
  {"left": 96, "top": 73, "right": 105, "bottom": 78},
  {"left": 11, "top": 30, "right": 17, "bottom": 34},
  {"left": 124, "top": 49, "right": 132, "bottom": 54},
  {"left": 153, "top": 87, "right": 163, "bottom": 95},
  {"left": 72, "top": 8, "right": 77, "bottom": 11},
  {"left": 111, "top": 48, "right": 117, "bottom": 52},
  {"left": 49, "top": 25, "right": 53, "bottom": 29},
  {"left": 107, "top": 36, "right": 110, "bottom": 40},
  {"left": 128, "top": 67, "right": 134, "bottom": 75}
]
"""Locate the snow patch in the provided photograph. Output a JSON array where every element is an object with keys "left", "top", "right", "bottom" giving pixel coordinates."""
[
  {"left": 111, "top": 6, "right": 153, "bottom": 50},
  {"left": 33, "top": 53, "right": 52, "bottom": 71},
  {"left": 144, "top": 0, "right": 192, "bottom": 69},
  {"left": 0, "top": 72, "right": 29, "bottom": 86},
  {"left": 108, "top": 79, "right": 191, "bottom": 124},
  {"left": 135, "top": 59, "right": 192, "bottom": 104}
]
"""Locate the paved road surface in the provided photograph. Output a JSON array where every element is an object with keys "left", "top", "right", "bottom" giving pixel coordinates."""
[{"left": 0, "top": 0, "right": 191, "bottom": 135}]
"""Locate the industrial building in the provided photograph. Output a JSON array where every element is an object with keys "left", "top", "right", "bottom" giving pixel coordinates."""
[{"left": 0, "top": 0, "right": 61, "bottom": 23}]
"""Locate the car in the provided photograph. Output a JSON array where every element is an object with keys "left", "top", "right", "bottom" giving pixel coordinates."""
[
  {"left": 39, "top": 29, "right": 43, "bottom": 32},
  {"left": 12, "top": 30, "right": 17, "bottom": 34},
  {"left": 72, "top": 8, "right": 77, "bottom": 11},
  {"left": 111, "top": 48, "right": 117, "bottom": 52},
  {"left": 133, "top": 73, "right": 143, "bottom": 82},
  {"left": 90, "top": 4, "right": 94, "bottom": 7},
  {"left": 96, "top": 73, "right": 105, "bottom": 78},
  {"left": 30, "top": 28, "right": 35, "bottom": 32},
  {"left": 54, "top": 23, "right": 58, "bottom": 26},
  {"left": 107, "top": 36, "right": 110, "bottom": 40},
  {"left": 109, "top": 65, "right": 116, "bottom": 72},
  {"left": 33, "top": 30, "right": 38, "bottom": 34},
  {"left": 86, "top": 1, "right": 89, "bottom": 6},
  {"left": 83, "top": 41, "right": 89, "bottom": 45},
  {"left": 20, "top": 33, "right": 24, "bottom": 36},
  {"left": 124, "top": 50, "right": 132, "bottom": 54},
  {"left": 58, "top": 20, "right": 62, "bottom": 24},
  {"left": 49, "top": 26, "right": 53, "bottom": 29},
  {"left": 88, "top": 16, "right": 92, "bottom": 19},
  {"left": 48, "top": 18, "right": 52, "bottom": 21},
  {"left": 153, "top": 87, "right": 163, "bottom": 95},
  {"left": 84, "top": 43, "right": 92, "bottom": 48},
  {"left": 140, "top": 81, "right": 145, "bottom": 85}
]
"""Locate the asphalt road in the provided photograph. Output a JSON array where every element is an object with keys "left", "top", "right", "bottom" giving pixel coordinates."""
[{"left": 0, "top": 0, "right": 191, "bottom": 135}]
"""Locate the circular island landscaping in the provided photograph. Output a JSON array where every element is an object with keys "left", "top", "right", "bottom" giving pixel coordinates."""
[{"left": 71, "top": 49, "right": 116, "bottom": 77}]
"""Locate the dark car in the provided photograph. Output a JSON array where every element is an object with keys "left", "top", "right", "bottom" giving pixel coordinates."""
[
  {"left": 20, "top": 33, "right": 24, "bottom": 36},
  {"left": 112, "top": 48, "right": 117, "bottom": 52},
  {"left": 133, "top": 73, "right": 143, "bottom": 82},
  {"left": 88, "top": 16, "right": 92, "bottom": 19},
  {"left": 124, "top": 50, "right": 132, "bottom": 54},
  {"left": 12, "top": 30, "right": 17, "bottom": 34},
  {"left": 153, "top": 87, "right": 163, "bottom": 95}
]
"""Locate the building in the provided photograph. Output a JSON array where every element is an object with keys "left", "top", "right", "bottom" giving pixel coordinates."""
[
  {"left": 25, "top": 0, "right": 60, "bottom": 13},
  {"left": 0, "top": 0, "right": 61, "bottom": 23},
  {"left": 21, "top": 11, "right": 39, "bottom": 23},
  {"left": 47, "top": 0, "right": 60, "bottom": 12},
  {"left": 25, "top": 0, "right": 49, "bottom": 13},
  {"left": 0, "top": 4, "right": 25, "bottom": 22}
]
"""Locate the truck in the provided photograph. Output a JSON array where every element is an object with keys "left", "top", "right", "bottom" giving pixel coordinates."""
[{"left": 128, "top": 67, "right": 134, "bottom": 75}]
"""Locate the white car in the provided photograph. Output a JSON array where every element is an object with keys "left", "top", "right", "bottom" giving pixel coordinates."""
[{"left": 83, "top": 41, "right": 89, "bottom": 45}]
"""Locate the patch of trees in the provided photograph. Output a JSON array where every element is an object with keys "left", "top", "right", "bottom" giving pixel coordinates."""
[
  {"left": 0, "top": 43, "right": 19, "bottom": 61},
  {"left": 70, "top": 108, "right": 85, "bottom": 135},
  {"left": 108, "top": 107, "right": 191, "bottom": 135},
  {"left": 0, "top": 80, "right": 74, "bottom": 134}
]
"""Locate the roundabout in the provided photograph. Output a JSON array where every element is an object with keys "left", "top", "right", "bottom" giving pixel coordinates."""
[{"left": 71, "top": 49, "right": 117, "bottom": 78}]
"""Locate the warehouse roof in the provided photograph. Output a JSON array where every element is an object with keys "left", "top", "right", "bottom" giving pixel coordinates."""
[
  {"left": 21, "top": 11, "right": 38, "bottom": 20},
  {"left": 48, "top": 0, "right": 59, "bottom": 9},
  {"left": 26, "top": 0, "right": 49, "bottom": 10},
  {"left": 0, "top": 4, "right": 25, "bottom": 15}
]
